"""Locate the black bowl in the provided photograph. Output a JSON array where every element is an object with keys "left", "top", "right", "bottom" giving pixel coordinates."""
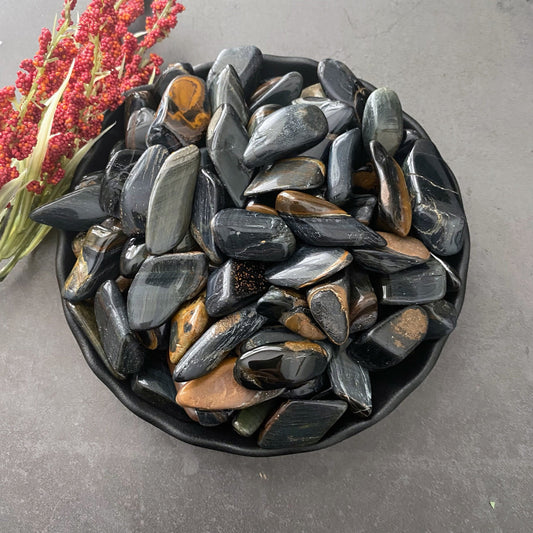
[{"left": 56, "top": 55, "right": 470, "bottom": 456}]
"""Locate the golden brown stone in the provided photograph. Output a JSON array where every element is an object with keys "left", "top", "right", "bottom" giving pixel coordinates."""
[
  {"left": 377, "top": 232, "right": 430, "bottom": 260},
  {"left": 275, "top": 190, "right": 349, "bottom": 217},
  {"left": 169, "top": 291, "right": 209, "bottom": 364},
  {"left": 245, "top": 201, "right": 278, "bottom": 216},
  {"left": 352, "top": 164, "right": 378, "bottom": 192},
  {"left": 115, "top": 275, "right": 132, "bottom": 293}
]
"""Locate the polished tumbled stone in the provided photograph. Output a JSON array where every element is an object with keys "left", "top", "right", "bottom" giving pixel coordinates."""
[
  {"left": 403, "top": 138, "right": 466, "bottom": 256},
  {"left": 249, "top": 71, "right": 303, "bottom": 112},
  {"left": 422, "top": 299, "right": 458, "bottom": 339},
  {"left": 154, "top": 62, "right": 194, "bottom": 98},
  {"left": 431, "top": 253, "right": 462, "bottom": 292},
  {"left": 145, "top": 145, "right": 200, "bottom": 255},
  {"left": 119, "top": 237, "right": 148, "bottom": 278},
  {"left": 243, "top": 104, "right": 328, "bottom": 168},
  {"left": 362, "top": 87, "right": 403, "bottom": 156},
  {"left": 344, "top": 194, "right": 377, "bottom": 226},
  {"left": 127, "top": 252, "right": 208, "bottom": 330},
  {"left": 317, "top": 58, "right": 360, "bottom": 104},
  {"left": 239, "top": 325, "right": 306, "bottom": 354},
  {"left": 348, "top": 266, "right": 378, "bottom": 334},
  {"left": 209, "top": 64, "right": 249, "bottom": 125},
  {"left": 232, "top": 399, "right": 278, "bottom": 437},
  {"left": 247, "top": 104, "right": 281, "bottom": 136},
  {"left": 125, "top": 107, "right": 155, "bottom": 151},
  {"left": 207, "top": 103, "right": 253, "bottom": 207}
]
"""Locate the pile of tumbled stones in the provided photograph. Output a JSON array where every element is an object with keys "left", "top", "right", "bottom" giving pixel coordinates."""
[{"left": 31, "top": 45, "right": 466, "bottom": 449}]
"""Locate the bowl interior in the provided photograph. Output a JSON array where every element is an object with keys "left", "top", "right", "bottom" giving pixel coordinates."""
[{"left": 56, "top": 54, "right": 470, "bottom": 456}]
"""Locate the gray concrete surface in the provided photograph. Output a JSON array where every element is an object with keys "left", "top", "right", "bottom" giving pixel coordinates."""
[{"left": 1, "top": 1, "right": 532, "bottom": 531}]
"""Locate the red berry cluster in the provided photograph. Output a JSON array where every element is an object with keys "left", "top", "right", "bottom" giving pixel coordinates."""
[{"left": 0, "top": 0, "right": 184, "bottom": 193}]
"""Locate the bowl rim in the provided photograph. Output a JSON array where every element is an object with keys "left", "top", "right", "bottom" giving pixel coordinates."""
[{"left": 55, "top": 53, "right": 470, "bottom": 456}]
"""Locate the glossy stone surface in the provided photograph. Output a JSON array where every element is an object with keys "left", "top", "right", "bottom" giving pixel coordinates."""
[
  {"left": 206, "top": 45, "right": 263, "bottom": 98},
  {"left": 327, "top": 128, "right": 362, "bottom": 206},
  {"left": 125, "top": 108, "right": 155, "bottom": 151},
  {"left": 249, "top": 71, "right": 303, "bottom": 112},
  {"left": 280, "top": 373, "right": 327, "bottom": 399},
  {"left": 232, "top": 400, "right": 277, "bottom": 437},
  {"left": 169, "top": 291, "right": 209, "bottom": 364},
  {"left": 353, "top": 80, "right": 371, "bottom": 128},
  {"left": 127, "top": 252, "right": 208, "bottom": 330},
  {"left": 190, "top": 168, "right": 226, "bottom": 264},
  {"left": 317, "top": 58, "right": 359, "bottom": 104},
  {"left": 247, "top": 104, "right": 281, "bottom": 136},
  {"left": 244, "top": 157, "right": 325, "bottom": 197},
  {"left": 403, "top": 139, "right": 466, "bottom": 256},
  {"left": 328, "top": 343, "right": 372, "bottom": 417},
  {"left": 209, "top": 64, "right": 249, "bottom": 125},
  {"left": 94, "top": 280, "right": 146, "bottom": 376},
  {"left": 73, "top": 171, "right": 104, "bottom": 190},
  {"left": 348, "top": 266, "right": 378, "bottom": 334},
  {"left": 206, "top": 104, "right": 253, "bottom": 207},
  {"left": 63, "top": 223, "right": 127, "bottom": 302},
  {"left": 155, "top": 75, "right": 211, "bottom": 145},
  {"left": 275, "top": 191, "right": 386, "bottom": 248},
  {"left": 176, "top": 358, "right": 283, "bottom": 410},
  {"left": 124, "top": 88, "right": 156, "bottom": 121},
  {"left": 212, "top": 208, "right": 296, "bottom": 262},
  {"left": 307, "top": 271, "right": 350, "bottom": 345},
  {"left": 119, "top": 237, "right": 148, "bottom": 278},
  {"left": 239, "top": 325, "right": 306, "bottom": 354},
  {"left": 351, "top": 231, "right": 430, "bottom": 274},
  {"left": 394, "top": 128, "right": 422, "bottom": 165},
  {"left": 194, "top": 410, "right": 233, "bottom": 427},
  {"left": 344, "top": 194, "right": 377, "bottom": 226},
  {"left": 243, "top": 104, "right": 328, "bottom": 168},
  {"left": 145, "top": 145, "right": 200, "bottom": 255},
  {"left": 30, "top": 184, "right": 107, "bottom": 231},
  {"left": 245, "top": 201, "right": 278, "bottom": 216},
  {"left": 370, "top": 140, "right": 412, "bottom": 237},
  {"left": 256, "top": 287, "right": 326, "bottom": 341},
  {"left": 100, "top": 149, "right": 142, "bottom": 218},
  {"left": 422, "top": 299, "right": 458, "bottom": 339},
  {"left": 294, "top": 97, "right": 357, "bottom": 135},
  {"left": 258, "top": 399, "right": 347, "bottom": 449},
  {"left": 120, "top": 145, "right": 169, "bottom": 235},
  {"left": 173, "top": 304, "right": 268, "bottom": 381},
  {"left": 136, "top": 323, "right": 169, "bottom": 351},
  {"left": 71, "top": 232, "right": 85, "bottom": 258},
  {"left": 378, "top": 258, "right": 447, "bottom": 305},
  {"left": 348, "top": 306, "right": 428, "bottom": 371},
  {"left": 145, "top": 118, "right": 181, "bottom": 152},
  {"left": 265, "top": 246, "right": 353, "bottom": 290},
  {"left": 352, "top": 164, "right": 378, "bottom": 192},
  {"left": 205, "top": 259, "right": 268, "bottom": 317},
  {"left": 300, "top": 83, "right": 326, "bottom": 99},
  {"left": 234, "top": 341, "right": 329, "bottom": 390},
  {"left": 431, "top": 253, "right": 462, "bottom": 292},
  {"left": 154, "top": 62, "right": 194, "bottom": 98},
  {"left": 362, "top": 87, "right": 403, "bottom": 156}
]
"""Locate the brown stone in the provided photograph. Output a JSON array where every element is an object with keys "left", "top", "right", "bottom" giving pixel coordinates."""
[
  {"left": 352, "top": 164, "right": 378, "bottom": 192},
  {"left": 245, "top": 200, "right": 278, "bottom": 216},
  {"left": 275, "top": 190, "right": 349, "bottom": 217}
]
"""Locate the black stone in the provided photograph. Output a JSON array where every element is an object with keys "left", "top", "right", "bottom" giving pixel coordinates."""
[
  {"left": 212, "top": 208, "right": 296, "bottom": 262},
  {"left": 173, "top": 303, "right": 269, "bottom": 381},
  {"left": 403, "top": 139, "right": 466, "bottom": 256},
  {"left": 124, "top": 88, "right": 156, "bottom": 122},
  {"left": 30, "top": 184, "right": 107, "bottom": 231},
  {"left": 348, "top": 266, "right": 378, "bottom": 334},
  {"left": 146, "top": 120, "right": 181, "bottom": 151},
  {"left": 120, "top": 237, "right": 148, "bottom": 278},
  {"left": 74, "top": 171, "right": 104, "bottom": 190},
  {"left": 234, "top": 341, "right": 329, "bottom": 390},
  {"left": 422, "top": 299, "right": 458, "bottom": 339},
  {"left": 280, "top": 373, "right": 328, "bottom": 399},
  {"left": 431, "top": 253, "right": 462, "bottom": 292},
  {"left": 317, "top": 58, "right": 359, "bottom": 105},
  {"left": 249, "top": 71, "right": 303, "bottom": 112},
  {"left": 344, "top": 194, "right": 377, "bottom": 226},
  {"left": 239, "top": 326, "right": 306, "bottom": 354},
  {"left": 196, "top": 409, "right": 233, "bottom": 427},
  {"left": 125, "top": 107, "right": 155, "bottom": 151},
  {"left": 94, "top": 280, "right": 146, "bottom": 376},
  {"left": 209, "top": 64, "right": 249, "bottom": 125},
  {"left": 394, "top": 128, "right": 422, "bottom": 165},
  {"left": 205, "top": 259, "right": 268, "bottom": 317},
  {"left": 154, "top": 62, "right": 194, "bottom": 98},
  {"left": 243, "top": 104, "right": 328, "bottom": 168},
  {"left": 294, "top": 97, "right": 357, "bottom": 135}
]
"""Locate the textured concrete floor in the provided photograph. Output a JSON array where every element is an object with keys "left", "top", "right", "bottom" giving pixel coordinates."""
[{"left": 1, "top": 1, "right": 532, "bottom": 532}]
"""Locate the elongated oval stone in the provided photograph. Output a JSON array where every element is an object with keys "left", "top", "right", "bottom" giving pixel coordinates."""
[
  {"left": 402, "top": 139, "right": 466, "bottom": 256},
  {"left": 431, "top": 253, "right": 462, "bottom": 292},
  {"left": 154, "top": 62, "right": 194, "bottom": 98},
  {"left": 155, "top": 75, "right": 211, "bottom": 145},
  {"left": 344, "top": 194, "right": 377, "bottom": 226},
  {"left": 243, "top": 104, "right": 328, "bottom": 168},
  {"left": 256, "top": 286, "right": 326, "bottom": 340},
  {"left": 348, "top": 306, "right": 428, "bottom": 371},
  {"left": 232, "top": 399, "right": 278, "bottom": 437},
  {"left": 30, "top": 184, "right": 107, "bottom": 231},
  {"left": 258, "top": 399, "right": 347, "bottom": 449},
  {"left": 94, "top": 280, "right": 146, "bottom": 376},
  {"left": 120, "top": 237, "right": 148, "bottom": 278},
  {"left": 362, "top": 87, "right": 403, "bottom": 156},
  {"left": 275, "top": 191, "right": 386, "bottom": 248},
  {"left": 265, "top": 246, "right": 353, "bottom": 290},
  {"left": 351, "top": 231, "right": 430, "bottom": 274},
  {"left": 190, "top": 168, "right": 226, "bottom": 264},
  {"left": 173, "top": 304, "right": 268, "bottom": 381},
  {"left": 317, "top": 58, "right": 359, "bottom": 104},
  {"left": 63, "top": 223, "right": 127, "bottom": 302},
  {"left": 169, "top": 291, "right": 209, "bottom": 364},
  {"left": 100, "top": 149, "right": 142, "bottom": 218},
  {"left": 209, "top": 64, "right": 249, "bottom": 125},
  {"left": 207, "top": 104, "right": 253, "bottom": 207},
  {"left": 249, "top": 71, "right": 303, "bottom": 112},
  {"left": 207, "top": 45, "right": 263, "bottom": 98},
  {"left": 212, "top": 208, "right": 296, "bottom": 262},
  {"left": 205, "top": 259, "right": 268, "bottom": 317},
  {"left": 234, "top": 341, "right": 329, "bottom": 390},
  {"left": 145, "top": 145, "right": 200, "bottom": 255},
  {"left": 245, "top": 200, "right": 278, "bottom": 215},
  {"left": 422, "top": 299, "right": 458, "bottom": 339},
  {"left": 370, "top": 140, "right": 412, "bottom": 237},
  {"left": 294, "top": 97, "right": 357, "bottom": 135},
  {"left": 328, "top": 343, "right": 372, "bottom": 417},
  {"left": 327, "top": 128, "right": 362, "bottom": 206},
  {"left": 244, "top": 157, "right": 325, "bottom": 197},
  {"left": 125, "top": 107, "right": 154, "bottom": 151},
  {"left": 307, "top": 271, "right": 350, "bottom": 345},
  {"left": 348, "top": 266, "right": 378, "bottom": 334},
  {"left": 239, "top": 325, "right": 306, "bottom": 354},
  {"left": 378, "top": 258, "right": 447, "bottom": 305},
  {"left": 127, "top": 252, "right": 208, "bottom": 330},
  {"left": 120, "top": 144, "right": 169, "bottom": 235},
  {"left": 176, "top": 358, "right": 283, "bottom": 410},
  {"left": 247, "top": 104, "right": 281, "bottom": 136}
]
